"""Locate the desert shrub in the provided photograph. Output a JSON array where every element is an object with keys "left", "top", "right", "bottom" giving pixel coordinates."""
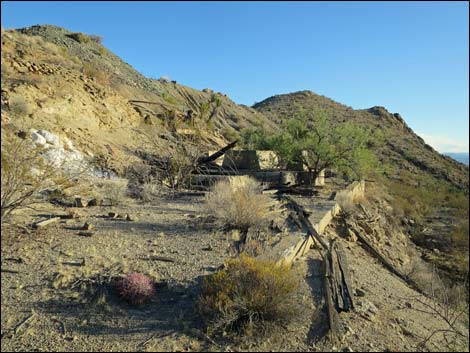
[
  {"left": 1, "top": 129, "right": 78, "bottom": 222},
  {"left": 198, "top": 254, "right": 300, "bottom": 335},
  {"left": 68, "top": 32, "right": 91, "bottom": 43},
  {"left": 89, "top": 34, "right": 103, "bottom": 44},
  {"left": 139, "top": 181, "right": 161, "bottom": 202},
  {"left": 82, "top": 62, "right": 110, "bottom": 85},
  {"left": 97, "top": 45, "right": 107, "bottom": 55},
  {"left": 136, "top": 128, "right": 206, "bottom": 194},
  {"left": 9, "top": 95, "right": 33, "bottom": 116},
  {"left": 95, "top": 179, "right": 127, "bottom": 206},
  {"left": 162, "top": 93, "right": 178, "bottom": 105},
  {"left": 205, "top": 177, "right": 278, "bottom": 232},
  {"left": 117, "top": 273, "right": 156, "bottom": 305},
  {"left": 222, "top": 126, "right": 240, "bottom": 142}
]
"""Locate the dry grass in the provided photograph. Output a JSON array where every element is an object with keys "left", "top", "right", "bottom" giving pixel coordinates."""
[
  {"left": 9, "top": 95, "right": 33, "bottom": 116},
  {"left": 198, "top": 254, "right": 300, "bottom": 335},
  {"left": 140, "top": 181, "right": 161, "bottom": 203},
  {"left": 93, "top": 178, "right": 128, "bottom": 206},
  {"left": 205, "top": 177, "right": 278, "bottom": 232}
]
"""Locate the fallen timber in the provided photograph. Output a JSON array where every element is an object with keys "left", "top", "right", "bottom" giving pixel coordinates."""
[
  {"left": 275, "top": 192, "right": 356, "bottom": 341},
  {"left": 346, "top": 219, "right": 426, "bottom": 295},
  {"left": 197, "top": 140, "right": 238, "bottom": 165}
]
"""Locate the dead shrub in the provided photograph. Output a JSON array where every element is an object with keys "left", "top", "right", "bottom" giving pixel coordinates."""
[
  {"left": 206, "top": 177, "right": 278, "bottom": 232},
  {"left": 405, "top": 266, "right": 469, "bottom": 351},
  {"left": 94, "top": 179, "right": 127, "bottom": 206},
  {"left": 1, "top": 128, "right": 80, "bottom": 222},
  {"left": 136, "top": 128, "right": 206, "bottom": 194},
  {"left": 198, "top": 254, "right": 300, "bottom": 335},
  {"left": 140, "top": 181, "right": 161, "bottom": 202}
]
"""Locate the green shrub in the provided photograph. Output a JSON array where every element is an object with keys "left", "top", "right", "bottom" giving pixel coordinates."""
[{"left": 198, "top": 254, "right": 300, "bottom": 335}]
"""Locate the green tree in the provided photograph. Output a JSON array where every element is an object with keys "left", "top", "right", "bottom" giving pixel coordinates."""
[{"left": 242, "top": 109, "right": 380, "bottom": 182}]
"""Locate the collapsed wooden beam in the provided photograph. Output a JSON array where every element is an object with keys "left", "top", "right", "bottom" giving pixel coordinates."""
[
  {"left": 33, "top": 217, "right": 61, "bottom": 229},
  {"left": 128, "top": 99, "right": 177, "bottom": 108},
  {"left": 323, "top": 250, "right": 340, "bottom": 341},
  {"left": 280, "top": 194, "right": 329, "bottom": 250},
  {"left": 347, "top": 221, "right": 425, "bottom": 295},
  {"left": 197, "top": 140, "right": 238, "bottom": 165}
]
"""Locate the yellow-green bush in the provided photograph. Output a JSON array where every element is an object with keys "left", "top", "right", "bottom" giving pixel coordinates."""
[
  {"left": 198, "top": 254, "right": 300, "bottom": 335},
  {"left": 68, "top": 32, "right": 91, "bottom": 43}
]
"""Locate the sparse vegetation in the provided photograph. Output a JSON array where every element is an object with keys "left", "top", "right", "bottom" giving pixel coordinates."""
[
  {"left": 406, "top": 267, "right": 469, "bottom": 351},
  {"left": 198, "top": 254, "right": 300, "bottom": 335},
  {"left": 1, "top": 129, "right": 76, "bottom": 222},
  {"left": 82, "top": 62, "right": 110, "bottom": 85},
  {"left": 205, "top": 177, "right": 278, "bottom": 232},
  {"left": 68, "top": 32, "right": 91, "bottom": 44},
  {"left": 95, "top": 179, "right": 127, "bottom": 206},
  {"left": 9, "top": 95, "right": 33, "bottom": 116},
  {"left": 89, "top": 34, "right": 103, "bottom": 44}
]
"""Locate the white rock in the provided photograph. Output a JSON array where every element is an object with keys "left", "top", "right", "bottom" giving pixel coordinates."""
[
  {"left": 31, "top": 131, "right": 47, "bottom": 146},
  {"left": 37, "top": 129, "right": 60, "bottom": 147},
  {"left": 42, "top": 147, "right": 67, "bottom": 167},
  {"left": 63, "top": 137, "right": 75, "bottom": 151}
]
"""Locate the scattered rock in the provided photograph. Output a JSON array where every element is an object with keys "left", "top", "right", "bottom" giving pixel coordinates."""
[
  {"left": 108, "top": 212, "right": 118, "bottom": 218},
  {"left": 87, "top": 198, "right": 100, "bottom": 207},
  {"left": 81, "top": 222, "right": 93, "bottom": 231},
  {"left": 77, "top": 231, "right": 93, "bottom": 237},
  {"left": 346, "top": 228, "right": 357, "bottom": 242},
  {"left": 126, "top": 214, "right": 136, "bottom": 222},
  {"left": 74, "top": 197, "right": 85, "bottom": 208},
  {"left": 202, "top": 244, "right": 213, "bottom": 251},
  {"left": 355, "top": 288, "right": 366, "bottom": 297}
]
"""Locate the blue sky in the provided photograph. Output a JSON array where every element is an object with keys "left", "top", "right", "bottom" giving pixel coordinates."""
[{"left": 1, "top": 1, "right": 469, "bottom": 152}]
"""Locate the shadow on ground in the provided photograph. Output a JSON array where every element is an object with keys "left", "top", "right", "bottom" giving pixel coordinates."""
[
  {"left": 305, "top": 258, "right": 329, "bottom": 344},
  {"left": 35, "top": 276, "right": 211, "bottom": 346}
]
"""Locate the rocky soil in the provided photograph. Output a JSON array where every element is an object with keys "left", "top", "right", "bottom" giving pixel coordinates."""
[{"left": 1, "top": 182, "right": 468, "bottom": 352}]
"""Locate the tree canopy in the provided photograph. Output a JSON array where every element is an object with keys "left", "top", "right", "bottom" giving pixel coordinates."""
[{"left": 241, "top": 109, "right": 381, "bottom": 181}]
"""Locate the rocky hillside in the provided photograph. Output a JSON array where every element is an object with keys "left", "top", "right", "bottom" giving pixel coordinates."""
[
  {"left": 17, "top": 25, "right": 275, "bottom": 135},
  {"left": 1, "top": 25, "right": 276, "bottom": 175},
  {"left": 253, "top": 91, "right": 469, "bottom": 280},
  {"left": 253, "top": 90, "right": 469, "bottom": 191}
]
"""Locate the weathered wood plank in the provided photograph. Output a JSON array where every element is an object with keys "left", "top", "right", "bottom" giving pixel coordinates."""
[
  {"left": 347, "top": 221, "right": 424, "bottom": 295},
  {"left": 197, "top": 140, "right": 238, "bottom": 165},
  {"left": 280, "top": 194, "right": 328, "bottom": 250},
  {"left": 33, "top": 217, "right": 61, "bottom": 229},
  {"left": 334, "top": 241, "right": 354, "bottom": 310},
  {"left": 323, "top": 250, "right": 340, "bottom": 341}
]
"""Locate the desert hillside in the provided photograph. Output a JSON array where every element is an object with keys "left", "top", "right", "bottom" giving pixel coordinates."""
[{"left": 1, "top": 25, "right": 468, "bottom": 353}]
